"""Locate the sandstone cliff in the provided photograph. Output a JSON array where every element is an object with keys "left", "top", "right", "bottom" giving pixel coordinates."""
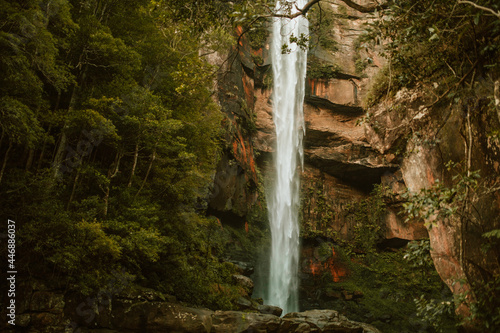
[{"left": 209, "top": 2, "right": 499, "bottom": 331}]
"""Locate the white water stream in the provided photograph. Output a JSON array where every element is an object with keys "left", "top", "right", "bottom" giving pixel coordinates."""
[{"left": 267, "top": 0, "right": 308, "bottom": 314}]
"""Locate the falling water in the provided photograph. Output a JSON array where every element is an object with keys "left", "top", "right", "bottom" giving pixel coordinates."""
[{"left": 267, "top": 0, "right": 308, "bottom": 314}]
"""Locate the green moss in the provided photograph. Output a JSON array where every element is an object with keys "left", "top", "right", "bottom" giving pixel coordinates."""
[
  {"left": 307, "top": 56, "right": 342, "bottom": 80},
  {"left": 354, "top": 57, "right": 368, "bottom": 75},
  {"left": 301, "top": 184, "right": 389, "bottom": 251},
  {"left": 236, "top": 98, "right": 257, "bottom": 135},
  {"left": 261, "top": 70, "right": 273, "bottom": 90},
  {"left": 252, "top": 55, "right": 264, "bottom": 66},
  {"left": 363, "top": 65, "right": 396, "bottom": 107}
]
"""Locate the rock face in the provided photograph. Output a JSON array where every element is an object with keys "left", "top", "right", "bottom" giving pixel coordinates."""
[
  {"left": 366, "top": 86, "right": 500, "bottom": 321},
  {"left": 209, "top": 1, "right": 433, "bottom": 322},
  {"left": 208, "top": 1, "right": 499, "bottom": 331}
]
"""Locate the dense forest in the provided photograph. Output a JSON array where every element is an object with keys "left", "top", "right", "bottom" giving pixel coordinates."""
[
  {"left": 1, "top": 0, "right": 499, "bottom": 332},
  {"left": 0, "top": 0, "right": 241, "bottom": 307}
]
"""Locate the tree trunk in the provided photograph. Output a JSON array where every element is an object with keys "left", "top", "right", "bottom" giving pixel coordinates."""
[
  {"left": 51, "top": 64, "right": 87, "bottom": 185},
  {"left": 103, "top": 151, "right": 122, "bottom": 216},
  {"left": 0, "top": 141, "right": 13, "bottom": 185},
  {"left": 52, "top": 128, "right": 69, "bottom": 182},
  {"left": 67, "top": 169, "right": 80, "bottom": 210},
  {"left": 134, "top": 148, "right": 156, "bottom": 200},
  {"left": 36, "top": 129, "right": 49, "bottom": 173},
  {"left": 25, "top": 148, "right": 34, "bottom": 171},
  {"left": 0, "top": 128, "right": 4, "bottom": 152},
  {"left": 128, "top": 142, "right": 139, "bottom": 187}
]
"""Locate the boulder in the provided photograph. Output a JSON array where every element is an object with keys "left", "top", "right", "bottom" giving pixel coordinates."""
[
  {"left": 257, "top": 304, "right": 283, "bottom": 316},
  {"left": 143, "top": 302, "right": 213, "bottom": 333},
  {"left": 211, "top": 311, "right": 282, "bottom": 333},
  {"left": 229, "top": 260, "right": 255, "bottom": 276},
  {"left": 235, "top": 297, "right": 253, "bottom": 311},
  {"left": 281, "top": 310, "right": 381, "bottom": 333}
]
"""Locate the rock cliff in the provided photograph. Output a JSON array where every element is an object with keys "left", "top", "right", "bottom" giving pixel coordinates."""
[{"left": 209, "top": 1, "right": 499, "bottom": 331}]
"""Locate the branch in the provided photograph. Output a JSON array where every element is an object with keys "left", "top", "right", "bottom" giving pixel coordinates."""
[
  {"left": 338, "top": 0, "right": 390, "bottom": 13},
  {"left": 426, "top": 60, "right": 479, "bottom": 109},
  {"left": 270, "top": 0, "right": 321, "bottom": 19},
  {"left": 457, "top": 0, "right": 500, "bottom": 19},
  {"left": 277, "top": 0, "right": 390, "bottom": 18}
]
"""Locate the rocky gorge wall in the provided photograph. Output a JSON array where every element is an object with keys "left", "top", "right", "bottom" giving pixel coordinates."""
[
  {"left": 209, "top": 1, "right": 427, "bottom": 275},
  {"left": 208, "top": 1, "right": 500, "bottom": 331}
]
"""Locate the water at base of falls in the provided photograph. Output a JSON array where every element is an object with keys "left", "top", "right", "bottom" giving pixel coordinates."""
[{"left": 266, "top": 0, "right": 308, "bottom": 315}]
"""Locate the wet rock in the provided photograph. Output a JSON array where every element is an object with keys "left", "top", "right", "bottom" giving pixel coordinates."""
[
  {"left": 257, "top": 304, "right": 283, "bottom": 316},
  {"left": 282, "top": 310, "right": 381, "bottom": 333},
  {"left": 229, "top": 261, "right": 255, "bottom": 276},
  {"left": 232, "top": 274, "right": 254, "bottom": 295},
  {"left": 6, "top": 286, "right": 383, "bottom": 333},
  {"left": 30, "top": 312, "right": 64, "bottom": 328},
  {"left": 235, "top": 297, "right": 253, "bottom": 311},
  {"left": 254, "top": 297, "right": 264, "bottom": 305},
  {"left": 211, "top": 311, "right": 282, "bottom": 333}
]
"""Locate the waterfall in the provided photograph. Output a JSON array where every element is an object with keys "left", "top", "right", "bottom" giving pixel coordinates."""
[{"left": 267, "top": 0, "right": 308, "bottom": 314}]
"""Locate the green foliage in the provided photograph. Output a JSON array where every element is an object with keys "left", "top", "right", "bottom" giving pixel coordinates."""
[
  {"left": 363, "top": 65, "right": 397, "bottom": 107},
  {"left": 401, "top": 162, "right": 481, "bottom": 228},
  {"left": 247, "top": 25, "right": 269, "bottom": 50},
  {"left": 469, "top": 274, "right": 500, "bottom": 331},
  {"left": 404, "top": 239, "right": 434, "bottom": 268},
  {"left": 415, "top": 295, "right": 456, "bottom": 333},
  {"left": 301, "top": 183, "right": 389, "bottom": 253},
  {"left": 0, "top": 96, "right": 44, "bottom": 147},
  {"left": 354, "top": 57, "right": 368, "bottom": 75},
  {"left": 403, "top": 240, "right": 457, "bottom": 331},
  {"left": 280, "top": 33, "right": 310, "bottom": 54},
  {"left": 236, "top": 99, "right": 257, "bottom": 135},
  {"left": 300, "top": 183, "right": 337, "bottom": 239},
  {"left": 313, "top": 241, "right": 457, "bottom": 333},
  {"left": 344, "top": 184, "right": 388, "bottom": 253},
  {"left": 362, "top": 0, "right": 500, "bottom": 100},
  {"left": 301, "top": 178, "right": 457, "bottom": 332},
  {"left": 482, "top": 229, "right": 500, "bottom": 239},
  {"left": 400, "top": 157, "right": 500, "bottom": 331},
  {"left": 307, "top": 56, "right": 342, "bottom": 80},
  {"left": 0, "top": 0, "right": 242, "bottom": 311},
  {"left": 308, "top": 4, "right": 339, "bottom": 53}
]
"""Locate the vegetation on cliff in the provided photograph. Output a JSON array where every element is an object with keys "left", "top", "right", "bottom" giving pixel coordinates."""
[{"left": 359, "top": 1, "right": 500, "bottom": 330}]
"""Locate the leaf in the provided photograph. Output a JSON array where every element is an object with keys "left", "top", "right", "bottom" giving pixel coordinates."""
[{"left": 482, "top": 229, "right": 500, "bottom": 239}]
